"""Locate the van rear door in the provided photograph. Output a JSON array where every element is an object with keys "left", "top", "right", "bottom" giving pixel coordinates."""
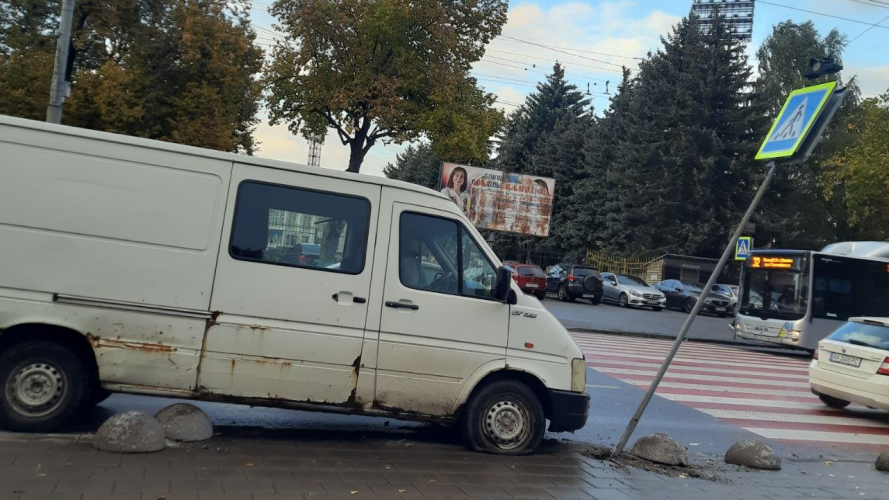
[{"left": 200, "top": 165, "right": 380, "bottom": 406}]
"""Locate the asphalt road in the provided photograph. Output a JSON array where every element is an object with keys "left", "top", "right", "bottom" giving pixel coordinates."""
[{"left": 544, "top": 296, "right": 748, "bottom": 344}]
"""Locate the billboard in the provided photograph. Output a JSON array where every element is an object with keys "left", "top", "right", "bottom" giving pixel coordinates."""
[{"left": 438, "top": 162, "right": 555, "bottom": 237}]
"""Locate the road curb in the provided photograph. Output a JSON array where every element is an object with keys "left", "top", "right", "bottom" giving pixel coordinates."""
[{"left": 566, "top": 327, "right": 809, "bottom": 354}]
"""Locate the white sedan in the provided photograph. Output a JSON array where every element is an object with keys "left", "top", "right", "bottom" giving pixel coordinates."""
[{"left": 809, "top": 317, "right": 889, "bottom": 411}]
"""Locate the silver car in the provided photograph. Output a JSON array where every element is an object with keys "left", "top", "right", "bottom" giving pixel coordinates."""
[{"left": 600, "top": 273, "right": 667, "bottom": 311}]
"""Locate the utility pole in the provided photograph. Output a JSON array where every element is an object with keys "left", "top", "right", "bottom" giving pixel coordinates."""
[{"left": 46, "top": 0, "right": 76, "bottom": 124}]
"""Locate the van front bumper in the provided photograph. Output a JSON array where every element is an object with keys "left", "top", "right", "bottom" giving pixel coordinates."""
[{"left": 547, "top": 389, "right": 590, "bottom": 432}]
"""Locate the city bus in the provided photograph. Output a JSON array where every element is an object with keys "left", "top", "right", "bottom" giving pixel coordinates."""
[{"left": 735, "top": 242, "right": 889, "bottom": 351}]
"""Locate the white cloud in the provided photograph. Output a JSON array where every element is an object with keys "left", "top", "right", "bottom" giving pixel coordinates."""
[{"left": 844, "top": 64, "right": 889, "bottom": 98}]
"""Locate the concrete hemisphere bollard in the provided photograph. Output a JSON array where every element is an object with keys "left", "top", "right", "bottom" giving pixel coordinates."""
[
  {"left": 876, "top": 450, "right": 889, "bottom": 472},
  {"left": 93, "top": 411, "right": 166, "bottom": 454},
  {"left": 155, "top": 403, "right": 214, "bottom": 442},
  {"left": 630, "top": 433, "right": 689, "bottom": 467},
  {"left": 725, "top": 440, "right": 781, "bottom": 471}
]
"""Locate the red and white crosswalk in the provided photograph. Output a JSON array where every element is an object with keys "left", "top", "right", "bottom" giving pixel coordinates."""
[{"left": 572, "top": 332, "right": 889, "bottom": 452}]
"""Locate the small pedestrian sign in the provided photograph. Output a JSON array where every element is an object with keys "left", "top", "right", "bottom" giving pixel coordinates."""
[
  {"left": 735, "top": 237, "right": 752, "bottom": 261},
  {"left": 756, "top": 81, "right": 837, "bottom": 160}
]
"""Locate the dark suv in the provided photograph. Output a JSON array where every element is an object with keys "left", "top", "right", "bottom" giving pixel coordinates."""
[{"left": 546, "top": 263, "right": 603, "bottom": 304}]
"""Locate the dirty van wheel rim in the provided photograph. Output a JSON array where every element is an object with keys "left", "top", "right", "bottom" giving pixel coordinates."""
[
  {"left": 483, "top": 400, "right": 530, "bottom": 450},
  {"left": 7, "top": 363, "right": 66, "bottom": 417}
]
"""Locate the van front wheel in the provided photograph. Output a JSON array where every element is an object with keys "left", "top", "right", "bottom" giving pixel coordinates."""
[
  {"left": 461, "top": 380, "right": 545, "bottom": 455},
  {"left": 0, "top": 341, "right": 88, "bottom": 432}
]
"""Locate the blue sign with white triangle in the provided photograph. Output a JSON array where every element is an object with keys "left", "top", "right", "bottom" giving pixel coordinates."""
[
  {"left": 756, "top": 81, "right": 837, "bottom": 160},
  {"left": 735, "top": 237, "right": 752, "bottom": 261}
]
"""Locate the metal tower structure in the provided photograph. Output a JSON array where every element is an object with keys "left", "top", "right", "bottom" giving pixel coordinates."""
[
  {"left": 691, "top": 0, "right": 755, "bottom": 41},
  {"left": 307, "top": 135, "right": 322, "bottom": 167}
]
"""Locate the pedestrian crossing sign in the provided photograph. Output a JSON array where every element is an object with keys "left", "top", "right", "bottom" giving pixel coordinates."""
[
  {"left": 735, "top": 237, "right": 752, "bottom": 261},
  {"left": 756, "top": 81, "right": 837, "bottom": 160}
]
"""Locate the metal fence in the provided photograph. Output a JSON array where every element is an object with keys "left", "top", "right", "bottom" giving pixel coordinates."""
[{"left": 584, "top": 250, "right": 665, "bottom": 280}]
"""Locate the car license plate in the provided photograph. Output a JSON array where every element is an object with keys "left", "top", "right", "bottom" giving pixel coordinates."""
[
  {"left": 526, "top": 283, "right": 538, "bottom": 289},
  {"left": 829, "top": 352, "right": 862, "bottom": 367},
  {"left": 715, "top": 307, "right": 726, "bottom": 312},
  {"left": 583, "top": 294, "right": 595, "bottom": 298}
]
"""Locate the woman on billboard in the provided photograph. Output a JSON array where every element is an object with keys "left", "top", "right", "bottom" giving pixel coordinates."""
[{"left": 441, "top": 166, "right": 470, "bottom": 211}]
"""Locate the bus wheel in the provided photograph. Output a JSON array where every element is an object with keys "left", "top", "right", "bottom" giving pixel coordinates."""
[
  {"left": 0, "top": 341, "right": 88, "bottom": 432},
  {"left": 818, "top": 394, "right": 850, "bottom": 409},
  {"left": 461, "top": 380, "right": 545, "bottom": 455}
]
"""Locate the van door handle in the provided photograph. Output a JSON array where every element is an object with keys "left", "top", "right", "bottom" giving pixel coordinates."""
[
  {"left": 332, "top": 293, "right": 366, "bottom": 304},
  {"left": 386, "top": 301, "right": 419, "bottom": 310}
]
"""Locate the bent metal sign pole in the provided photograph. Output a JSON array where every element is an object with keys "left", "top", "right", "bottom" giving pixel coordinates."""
[{"left": 611, "top": 81, "right": 848, "bottom": 458}]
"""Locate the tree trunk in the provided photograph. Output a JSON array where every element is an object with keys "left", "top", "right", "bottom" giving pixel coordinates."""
[{"left": 346, "top": 126, "right": 371, "bottom": 173}]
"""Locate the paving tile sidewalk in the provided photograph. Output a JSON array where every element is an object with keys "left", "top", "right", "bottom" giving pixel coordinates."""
[{"left": 0, "top": 428, "right": 885, "bottom": 500}]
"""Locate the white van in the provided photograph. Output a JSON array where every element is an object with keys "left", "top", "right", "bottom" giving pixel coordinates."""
[{"left": 0, "top": 115, "right": 588, "bottom": 454}]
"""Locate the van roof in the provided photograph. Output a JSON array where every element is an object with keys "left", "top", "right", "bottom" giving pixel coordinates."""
[{"left": 0, "top": 114, "right": 448, "bottom": 201}]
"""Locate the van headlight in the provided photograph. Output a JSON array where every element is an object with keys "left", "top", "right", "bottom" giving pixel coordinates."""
[{"left": 571, "top": 358, "right": 586, "bottom": 392}]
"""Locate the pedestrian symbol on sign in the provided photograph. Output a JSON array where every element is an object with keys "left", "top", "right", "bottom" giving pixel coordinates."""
[
  {"left": 735, "top": 237, "right": 752, "bottom": 261},
  {"left": 772, "top": 97, "right": 806, "bottom": 141}
]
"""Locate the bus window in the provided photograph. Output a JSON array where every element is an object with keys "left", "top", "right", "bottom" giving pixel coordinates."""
[
  {"left": 812, "top": 255, "right": 889, "bottom": 321},
  {"left": 740, "top": 265, "right": 809, "bottom": 320}
]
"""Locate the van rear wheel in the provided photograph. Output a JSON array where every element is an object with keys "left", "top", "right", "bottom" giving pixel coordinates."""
[
  {"left": 0, "top": 341, "right": 88, "bottom": 432},
  {"left": 461, "top": 380, "right": 545, "bottom": 455}
]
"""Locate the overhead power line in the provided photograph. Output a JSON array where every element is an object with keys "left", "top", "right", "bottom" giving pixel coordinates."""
[
  {"left": 498, "top": 35, "right": 642, "bottom": 61},
  {"left": 484, "top": 54, "right": 610, "bottom": 82},
  {"left": 848, "top": 12, "right": 889, "bottom": 43},
  {"left": 844, "top": 0, "right": 889, "bottom": 8},
  {"left": 486, "top": 48, "right": 625, "bottom": 74},
  {"left": 757, "top": 0, "right": 889, "bottom": 30},
  {"left": 496, "top": 36, "right": 626, "bottom": 68},
  {"left": 478, "top": 58, "right": 611, "bottom": 90}
]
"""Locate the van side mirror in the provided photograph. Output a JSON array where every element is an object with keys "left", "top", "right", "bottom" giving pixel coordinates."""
[{"left": 494, "top": 266, "right": 515, "bottom": 303}]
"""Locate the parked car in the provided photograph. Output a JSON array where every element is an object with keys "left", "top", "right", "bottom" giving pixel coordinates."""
[
  {"left": 705, "top": 284, "right": 738, "bottom": 313},
  {"left": 545, "top": 264, "right": 603, "bottom": 304},
  {"left": 504, "top": 262, "right": 548, "bottom": 300},
  {"left": 600, "top": 273, "right": 666, "bottom": 311},
  {"left": 655, "top": 279, "right": 734, "bottom": 317},
  {"left": 810, "top": 317, "right": 889, "bottom": 411},
  {"left": 297, "top": 243, "right": 321, "bottom": 265},
  {"left": 0, "top": 114, "right": 590, "bottom": 455}
]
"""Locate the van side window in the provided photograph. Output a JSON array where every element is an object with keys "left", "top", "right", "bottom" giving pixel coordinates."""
[
  {"left": 461, "top": 230, "right": 498, "bottom": 299},
  {"left": 400, "top": 213, "right": 459, "bottom": 294},
  {"left": 230, "top": 182, "right": 369, "bottom": 274},
  {"left": 399, "top": 213, "right": 498, "bottom": 299}
]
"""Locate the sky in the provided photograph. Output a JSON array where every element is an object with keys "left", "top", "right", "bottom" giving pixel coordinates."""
[{"left": 247, "top": 0, "right": 889, "bottom": 177}]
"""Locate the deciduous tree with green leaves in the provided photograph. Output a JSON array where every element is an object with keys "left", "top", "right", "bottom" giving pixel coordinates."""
[
  {"left": 823, "top": 94, "right": 889, "bottom": 240},
  {"left": 264, "top": 0, "right": 508, "bottom": 173},
  {"left": 0, "top": 0, "right": 263, "bottom": 153}
]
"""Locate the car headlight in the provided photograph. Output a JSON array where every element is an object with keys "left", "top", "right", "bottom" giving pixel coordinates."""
[
  {"left": 629, "top": 290, "right": 642, "bottom": 297},
  {"left": 571, "top": 358, "right": 586, "bottom": 393}
]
